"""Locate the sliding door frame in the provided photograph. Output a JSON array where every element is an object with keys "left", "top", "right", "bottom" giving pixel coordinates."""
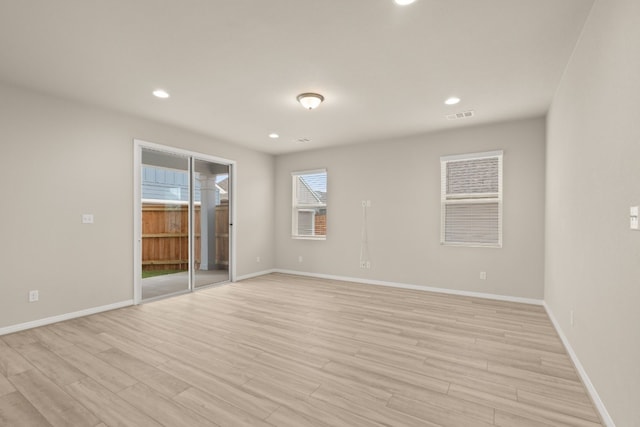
[{"left": 133, "top": 139, "right": 236, "bottom": 304}]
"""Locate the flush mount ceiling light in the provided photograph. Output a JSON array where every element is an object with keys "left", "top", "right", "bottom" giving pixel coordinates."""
[
  {"left": 152, "top": 89, "right": 170, "bottom": 99},
  {"left": 445, "top": 96, "right": 461, "bottom": 105},
  {"left": 268, "top": 133, "right": 279, "bottom": 139},
  {"left": 394, "top": 0, "right": 416, "bottom": 5},
  {"left": 296, "top": 93, "right": 324, "bottom": 110}
]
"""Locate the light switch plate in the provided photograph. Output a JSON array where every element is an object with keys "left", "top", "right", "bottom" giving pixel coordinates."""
[{"left": 631, "top": 206, "right": 639, "bottom": 230}]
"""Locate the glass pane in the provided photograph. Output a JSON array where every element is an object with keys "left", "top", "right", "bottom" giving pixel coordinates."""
[
  {"left": 193, "top": 159, "right": 230, "bottom": 288},
  {"left": 444, "top": 202, "right": 500, "bottom": 245},
  {"left": 295, "top": 208, "right": 326, "bottom": 236},
  {"left": 297, "top": 210, "right": 315, "bottom": 235},
  {"left": 140, "top": 148, "right": 190, "bottom": 300},
  {"left": 295, "top": 173, "right": 327, "bottom": 205},
  {"left": 446, "top": 157, "right": 499, "bottom": 195}
]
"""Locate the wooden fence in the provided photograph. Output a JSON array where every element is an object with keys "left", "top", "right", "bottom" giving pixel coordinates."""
[{"left": 142, "top": 202, "right": 229, "bottom": 271}]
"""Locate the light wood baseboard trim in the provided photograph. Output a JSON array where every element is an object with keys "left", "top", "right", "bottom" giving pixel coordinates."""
[
  {"left": 543, "top": 302, "right": 616, "bottom": 427},
  {"left": 0, "top": 300, "right": 133, "bottom": 336},
  {"left": 273, "top": 269, "right": 544, "bottom": 306}
]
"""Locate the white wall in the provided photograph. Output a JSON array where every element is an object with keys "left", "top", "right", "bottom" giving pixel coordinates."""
[
  {"left": 0, "top": 83, "right": 275, "bottom": 330},
  {"left": 545, "top": 0, "right": 640, "bottom": 425},
  {"left": 275, "top": 117, "right": 546, "bottom": 299}
]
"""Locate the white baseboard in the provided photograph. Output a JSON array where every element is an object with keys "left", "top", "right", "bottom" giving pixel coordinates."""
[
  {"left": 543, "top": 302, "right": 615, "bottom": 427},
  {"left": 235, "top": 269, "right": 276, "bottom": 282},
  {"left": 272, "top": 269, "right": 543, "bottom": 306},
  {"left": 0, "top": 300, "right": 134, "bottom": 336}
]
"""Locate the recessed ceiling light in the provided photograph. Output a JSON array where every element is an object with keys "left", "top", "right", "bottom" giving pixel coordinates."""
[
  {"left": 445, "top": 97, "right": 461, "bottom": 105},
  {"left": 152, "top": 89, "right": 170, "bottom": 99},
  {"left": 394, "top": 0, "right": 416, "bottom": 5},
  {"left": 268, "top": 133, "right": 279, "bottom": 139}
]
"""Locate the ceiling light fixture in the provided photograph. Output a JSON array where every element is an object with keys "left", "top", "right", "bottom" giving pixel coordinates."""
[
  {"left": 445, "top": 97, "right": 461, "bottom": 105},
  {"left": 153, "top": 89, "right": 170, "bottom": 99},
  {"left": 394, "top": 0, "right": 416, "bottom": 5},
  {"left": 297, "top": 93, "right": 324, "bottom": 110},
  {"left": 268, "top": 133, "right": 279, "bottom": 139}
]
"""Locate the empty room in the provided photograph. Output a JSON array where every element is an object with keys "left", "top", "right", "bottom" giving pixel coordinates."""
[{"left": 0, "top": 0, "right": 638, "bottom": 426}]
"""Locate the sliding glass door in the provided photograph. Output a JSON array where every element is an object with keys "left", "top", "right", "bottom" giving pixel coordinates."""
[
  {"left": 134, "top": 141, "right": 233, "bottom": 302},
  {"left": 193, "top": 159, "right": 230, "bottom": 288},
  {"left": 140, "top": 149, "right": 190, "bottom": 300}
]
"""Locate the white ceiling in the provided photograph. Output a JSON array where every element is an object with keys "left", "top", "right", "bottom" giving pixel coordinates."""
[{"left": 0, "top": 0, "right": 594, "bottom": 154}]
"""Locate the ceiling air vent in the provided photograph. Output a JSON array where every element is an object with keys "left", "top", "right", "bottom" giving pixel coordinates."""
[
  {"left": 294, "top": 137, "right": 312, "bottom": 144},
  {"left": 446, "top": 110, "right": 475, "bottom": 120}
]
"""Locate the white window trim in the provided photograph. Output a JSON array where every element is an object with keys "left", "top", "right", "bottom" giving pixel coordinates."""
[
  {"left": 440, "top": 150, "right": 503, "bottom": 248},
  {"left": 291, "top": 168, "right": 327, "bottom": 240}
]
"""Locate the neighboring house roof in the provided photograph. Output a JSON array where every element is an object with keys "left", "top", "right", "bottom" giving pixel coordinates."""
[
  {"left": 297, "top": 176, "right": 327, "bottom": 205},
  {"left": 142, "top": 165, "right": 229, "bottom": 203}
]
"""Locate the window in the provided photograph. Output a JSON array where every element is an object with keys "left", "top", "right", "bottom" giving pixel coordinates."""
[
  {"left": 440, "top": 151, "right": 503, "bottom": 247},
  {"left": 292, "top": 169, "right": 327, "bottom": 239}
]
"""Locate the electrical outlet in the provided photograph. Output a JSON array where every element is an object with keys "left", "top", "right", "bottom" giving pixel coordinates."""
[
  {"left": 631, "top": 206, "right": 639, "bottom": 230},
  {"left": 256, "top": 256, "right": 261, "bottom": 263},
  {"left": 365, "top": 261, "right": 371, "bottom": 269},
  {"left": 298, "top": 255, "right": 303, "bottom": 263},
  {"left": 82, "top": 214, "right": 94, "bottom": 224},
  {"left": 360, "top": 261, "right": 366, "bottom": 268},
  {"left": 480, "top": 271, "right": 487, "bottom": 280},
  {"left": 28, "top": 290, "right": 39, "bottom": 302}
]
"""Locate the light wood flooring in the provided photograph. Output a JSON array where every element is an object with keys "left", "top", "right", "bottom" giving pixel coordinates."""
[{"left": 0, "top": 273, "right": 603, "bottom": 426}]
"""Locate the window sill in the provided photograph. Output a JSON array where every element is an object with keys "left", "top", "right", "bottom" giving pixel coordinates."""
[
  {"left": 292, "top": 235, "right": 326, "bottom": 241},
  {"left": 441, "top": 242, "right": 502, "bottom": 248}
]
